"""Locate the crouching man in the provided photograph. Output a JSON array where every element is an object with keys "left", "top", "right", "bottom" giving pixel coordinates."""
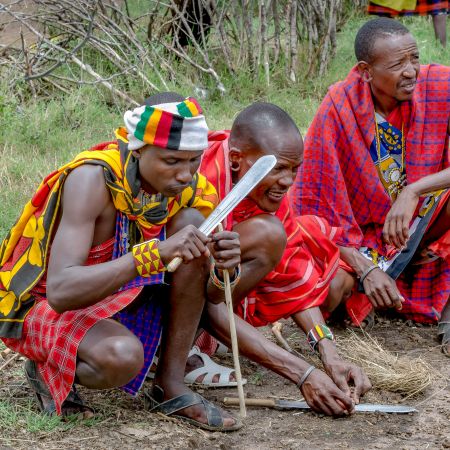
[{"left": 0, "top": 93, "right": 241, "bottom": 431}]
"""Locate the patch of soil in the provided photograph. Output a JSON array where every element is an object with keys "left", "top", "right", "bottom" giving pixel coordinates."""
[
  {"left": 1, "top": 318, "right": 449, "bottom": 450},
  {"left": 0, "top": 0, "right": 39, "bottom": 50}
]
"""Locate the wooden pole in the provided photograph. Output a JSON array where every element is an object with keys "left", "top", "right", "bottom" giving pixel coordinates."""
[{"left": 218, "top": 223, "right": 246, "bottom": 418}]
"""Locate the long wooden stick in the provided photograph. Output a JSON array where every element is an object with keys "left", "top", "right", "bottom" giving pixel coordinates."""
[
  {"left": 218, "top": 223, "right": 246, "bottom": 418},
  {"left": 0, "top": 353, "right": 19, "bottom": 372}
]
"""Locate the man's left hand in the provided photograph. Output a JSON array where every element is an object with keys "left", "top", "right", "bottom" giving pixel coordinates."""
[
  {"left": 383, "top": 186, "right": 419, "bottom": 249},
  {"left": 321, "top": 353, "right": 372, "bottom": 404},
  {"left": 209, "top": 230, "right": 241, "bottom": 271}
]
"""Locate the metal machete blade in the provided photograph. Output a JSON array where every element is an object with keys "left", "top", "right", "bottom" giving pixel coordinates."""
[
  {"left": 354, "top": 404, "right": 417, "bottom": 414},
  {"left": 275, "top": 400, "right": 417, "bottom": 414},
  {"left": 198, "top": 154, "right": 276, "bottom": 236}
]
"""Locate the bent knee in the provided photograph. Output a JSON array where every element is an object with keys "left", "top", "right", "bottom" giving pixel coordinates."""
[
  {"left": 91, "top": 336, "right": 144, "bottom": 386},
  {"left": 167, "top": 207, "right": 204, "bottom": 235}
]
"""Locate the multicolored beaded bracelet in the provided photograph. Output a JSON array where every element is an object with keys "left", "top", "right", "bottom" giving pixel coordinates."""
[
  {"left": 209, "top": 263, "right": 241, "bottom": 291},
  {"left": 132, "top": 238, "right": 167, "bottom": 277},
  {"left": 307, "top": 323, "right": 335, "bottom": 353}
]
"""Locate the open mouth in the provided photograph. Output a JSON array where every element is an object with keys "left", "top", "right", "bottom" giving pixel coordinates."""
[
  {"left": 266, "top": 191, "right": 286, "bottom": 201},
  {"left": 400, "top": 82, "right": 416, "bottom": 93}
]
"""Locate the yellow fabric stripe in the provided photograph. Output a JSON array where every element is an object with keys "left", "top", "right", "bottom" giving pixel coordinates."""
[{"left": 143, "top": 108, "right": 162, "bottom": 145}]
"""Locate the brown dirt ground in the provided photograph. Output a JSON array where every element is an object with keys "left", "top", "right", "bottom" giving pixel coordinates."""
[
  {"left": 0, "top": 0, "right": 38, "bottom": 51},
  {"left": 1, "top": 317, "right": 449, "bottom": 450}
]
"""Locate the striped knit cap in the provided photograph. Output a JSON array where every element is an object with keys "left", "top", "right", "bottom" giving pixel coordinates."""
[{"left": 124, "top": 97, "right": 208, "bottom": 151}]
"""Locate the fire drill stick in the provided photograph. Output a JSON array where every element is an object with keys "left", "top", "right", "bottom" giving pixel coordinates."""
[{"left": 217, "top": 223, "right": 246, "bottom": 418}]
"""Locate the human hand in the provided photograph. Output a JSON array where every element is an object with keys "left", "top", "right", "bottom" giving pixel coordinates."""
[
  {"left": 383, "top": 185, "right": 419, "bottom": 249},
  {"left": 209, "top": 231, "right": 241, "bottom": 271},
  {"left": 300, "top": 368, "right": 355, "bottom": 416},
  {"left": 159, "top": 224, "right": 210, "bottom": 265},
  {"left": 362, "top": 268, "right": 404, "bottom": 310},
  {"left": 321, "top": 352, "right": 372, "bottom": 404}
]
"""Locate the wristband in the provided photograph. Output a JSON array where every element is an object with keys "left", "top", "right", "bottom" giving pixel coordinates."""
[
  {"left": 359, "top": 264, "right": 380, "bottom": 284},
  {"left": 307, "top": 324, "right": 335, "bottom": 353},
  {"left": 132, "top": 239, "right": 167, "bottom": 277},
  {"left": 209, "top": 263, "right": 241, "bottom": 290},
  {"left": 297, "top": 365, "right": 316, "bottom": 389}
]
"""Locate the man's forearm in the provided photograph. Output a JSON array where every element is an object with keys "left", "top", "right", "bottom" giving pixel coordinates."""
[
  {"left": 408, "top": 167, "right": 450, "bottom": 196},
  {"left": 206, "top": 303, "right": 313, "bottom": 385},
  {"left": 338, "top": 246, "right": 375, "bottom": 277},
  {"left": 292, "top": 307, "right": 342, "bottom": 365},
  {"left": 47, "top": 253, "right": 138, "bottom": 312}
]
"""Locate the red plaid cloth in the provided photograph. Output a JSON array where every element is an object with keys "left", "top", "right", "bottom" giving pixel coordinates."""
[
  {"left": 368, "top": 0, "right": 449, "bottom": 16},
  {"left": 2, "top": 238, "right": 143, "bottom": 415},
  {"left": 291, "top": 64, "right": 450, "bottom": 323},
  {"left": 200, "top": 132, "right": 341, "bottom": 327}
]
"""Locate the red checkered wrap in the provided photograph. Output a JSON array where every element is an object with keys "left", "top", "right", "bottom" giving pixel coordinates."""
[
  {"left": 200, "top": 132, "right": 342, "bottom": 327},
  {"left": 368, "top": 0, "right": 448, "bottom": 16},
  {"left": 2, "top": 238, "right": 142, "bottom": 415},
  {"left": 291, "top": 64, "right": 450, "bottom": 324}
]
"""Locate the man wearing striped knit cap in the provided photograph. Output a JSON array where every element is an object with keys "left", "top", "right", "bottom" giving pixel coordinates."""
[{"left": 0, "top": 92, "right": 242, "bottom": 431}]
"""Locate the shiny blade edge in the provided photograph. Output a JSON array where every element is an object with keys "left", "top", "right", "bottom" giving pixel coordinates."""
[{"left": 199, "top": 155, "right": 276, "bottom": 236}]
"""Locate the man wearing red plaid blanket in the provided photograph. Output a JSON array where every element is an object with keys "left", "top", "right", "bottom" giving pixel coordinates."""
[{"left": 291, "top": 18, "right": 450, "bottom": 356}]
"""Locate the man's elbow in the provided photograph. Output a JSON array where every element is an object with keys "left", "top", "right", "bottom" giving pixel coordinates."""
[{"left": 46, "top": 279, "right": 69, "bottom": 314}]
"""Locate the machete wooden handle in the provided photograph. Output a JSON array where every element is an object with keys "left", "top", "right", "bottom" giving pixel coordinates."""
[
  {"left": 167, "top": 256, "right": 183, "bottom": 272},
  {"left": 223, "top": 397, "right": 276, "bottom": 408}
]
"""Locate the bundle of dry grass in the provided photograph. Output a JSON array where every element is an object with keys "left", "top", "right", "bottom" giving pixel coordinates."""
[{"left": 337, "top": 331, "right": 437, "bottom": 399}]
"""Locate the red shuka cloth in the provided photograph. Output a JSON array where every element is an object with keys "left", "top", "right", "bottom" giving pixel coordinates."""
[
  {"left": 2, "top": 238, "right": 143, "bottom": 415},
  {"left": 291, "top": 64, "right": 450, "bottom": 324},
  {"left": 200, "top": 131, "right": 342, "bottom": 327}
]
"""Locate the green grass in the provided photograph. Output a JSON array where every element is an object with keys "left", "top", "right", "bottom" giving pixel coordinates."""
[
  {"left": 0, "top": 398, "right": 103, "bottom": 442},
  {"left": 1, "top": 14, "right": 450, "bottom": 241}
]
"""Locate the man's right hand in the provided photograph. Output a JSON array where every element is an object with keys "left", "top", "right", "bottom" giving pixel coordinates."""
[
  {"left": 362, "top": 268, "right": 404, "bottom": 310},
  {"left": 300, "top": 369, "right": 355, "bottom": 416},
  {"left": 159, "top": 224, "right": 211, "bottom": 264}
]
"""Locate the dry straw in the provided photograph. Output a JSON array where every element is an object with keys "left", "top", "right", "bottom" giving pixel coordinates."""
[{"left": 336, "top": 330, "right": 437, "bottom": 399}]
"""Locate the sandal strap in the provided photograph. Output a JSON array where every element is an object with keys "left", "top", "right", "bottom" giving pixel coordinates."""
[
  {"left": 145, "top": 388, "right": 224, "bottom": 428},
  {"left": 201, "top": 397, "right": 223, "bottom": 427},
  {"left": 24, "top": 360, "right": 52, "bottom": 398},
  {"left": 24, "top": 359, "right": 57, "bottom": 414},
  {"left": 185, "top": 346, "right": 235, "bottom": 385},
  {"left": 438, "top": 322, "right": 450, "bottom": 344},
  {"left": 148, "top": 391, "right": 204, "bottom": 416},
  {"left": 63, "top": 385, "right": 94, "bottom": 414}
]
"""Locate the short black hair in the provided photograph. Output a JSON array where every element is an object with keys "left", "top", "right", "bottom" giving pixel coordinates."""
[
  {"left": 230, "top": 102, "right": 301, "bottom": 150},
  {"left": 143, "top": 92, "right": 185, "bottom": 106},
  {"left": 355, "top": 18, "right": 410, "bottom": 62}
]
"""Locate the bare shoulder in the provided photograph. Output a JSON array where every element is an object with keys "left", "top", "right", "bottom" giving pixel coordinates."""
[{"left": 62, "top": 164, "right": 111, "bottom": 223}]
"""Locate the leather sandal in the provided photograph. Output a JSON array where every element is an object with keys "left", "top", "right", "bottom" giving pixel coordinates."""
[
  {"left": 438, "top": 321, "right": 450, "bottom": 357},
  {"left": 24, "top": 359, "right": 94, "bottom": 418},
  {"left": 143, "top": 385, "right": 242, "bottom": 432}
]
